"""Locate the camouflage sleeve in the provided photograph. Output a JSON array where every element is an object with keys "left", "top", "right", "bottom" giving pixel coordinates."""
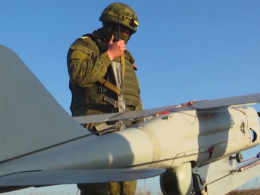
[
  {"left": 67, "top": 38, "right": 111, "bottom": 87},
  {"left": 135, "top": 99, "right": 143, "bottom": 111}
]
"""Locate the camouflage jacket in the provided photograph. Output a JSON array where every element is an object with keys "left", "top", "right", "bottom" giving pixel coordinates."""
[{"left": 67, "top": 28, "right": 142, "bottom": 114}]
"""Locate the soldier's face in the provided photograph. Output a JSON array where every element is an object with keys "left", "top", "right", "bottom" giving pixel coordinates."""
[
  {"left": 114, "top": 25, "right": 130, "bottom": 36},
  {"left": 109, "top": 24, "right": 132, "bottom": 44}
]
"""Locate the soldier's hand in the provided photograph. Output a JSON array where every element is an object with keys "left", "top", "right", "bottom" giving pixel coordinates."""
[{"left": 106, "top": 35, "right": 125, "bottom": 61}]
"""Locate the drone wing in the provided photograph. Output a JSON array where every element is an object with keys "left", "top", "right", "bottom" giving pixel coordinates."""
[
  {"left": 74, "top": 93, "right": 260, "bottom": 124},
  {"left": 0, "top": 169, "right": 165, "bottom": 187}
]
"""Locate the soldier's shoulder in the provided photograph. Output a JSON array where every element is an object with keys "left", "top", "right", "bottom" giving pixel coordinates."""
[
  {"left": 69, "top": 34, "right": 99, "bottom": 55},
  {"left": 124, "top": 49, "right": 135, "bottom": 64}
]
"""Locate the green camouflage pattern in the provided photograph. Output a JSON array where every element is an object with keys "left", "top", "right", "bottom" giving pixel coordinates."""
[
  {"left": 67, "top": 28, "right": 112, "bottom": 111},
  {"left": 112, "top": 53, "right": 141, "bottom": 107},
  {"left": 67, "top": 28, "right": 142, "bottom": 112},
  {"left": 99, "top": 3, "right": 138, "bottom": 33},
  {"left": 110, "top": 180, "right": 137, "bottom": 195},
  {"left": 77, "top": 181, "right": 137, "bottom": 195},
  {"left": 68, "top": 26, "right": 142, "bottom": 195},
  {"left": 67, "top": 31, "right": 110, "bottom": 88}
]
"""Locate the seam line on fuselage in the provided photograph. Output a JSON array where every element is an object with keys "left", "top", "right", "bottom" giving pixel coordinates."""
[
  {"left": 123, "top": 151, "right": 209, "bottom": 168},
  {"left": 139, "top": 126, "right": 161, "bottom": 168},
  {"left": 0, "top": 133, "right": 94, "bottom": 164}
]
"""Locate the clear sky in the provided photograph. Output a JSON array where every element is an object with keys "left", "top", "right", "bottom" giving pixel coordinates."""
[{"left": 1, "top": 0, "right": 260, "bottom": 194}]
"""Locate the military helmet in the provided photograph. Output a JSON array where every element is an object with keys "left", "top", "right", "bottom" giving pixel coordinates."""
[{"left": 99, "top": 3, "right": 139, "bottom": 33}]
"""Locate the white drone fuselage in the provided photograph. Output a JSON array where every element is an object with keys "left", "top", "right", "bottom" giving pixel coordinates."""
[
  {"left": 1, "top": 44, "right": 260, "bottom": 195},
  {"left": 1, "top": 106, "right": 258, "bottom": 176}
]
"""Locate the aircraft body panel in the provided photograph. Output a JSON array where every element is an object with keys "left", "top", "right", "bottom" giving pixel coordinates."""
[
  {"left": 0, "top": 169, "right": 165, "bottom": 187},
  {"left": 0, "top": 45, "right": 88, "bottom": 162},
  {"left": 197, "top": 157, "right": 260, "bottom": 195},
  {"left": 0, "top": 44, "right": 260, "bottom": 194},
  {"left": 0, "top": 107, "right": 258, "bottom": 177}
]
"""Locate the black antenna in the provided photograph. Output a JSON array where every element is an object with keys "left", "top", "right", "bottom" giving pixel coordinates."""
[
  {"left": 117, "top": 14, "right": 121, "bottom": 41},
  {"left": 114, "top": 14, "right": 121, "bottom": 42}
]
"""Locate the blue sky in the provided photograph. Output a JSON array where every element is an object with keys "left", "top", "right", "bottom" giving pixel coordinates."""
[{"left": 1, "top": 0, "right": 260, "bottom": 194}]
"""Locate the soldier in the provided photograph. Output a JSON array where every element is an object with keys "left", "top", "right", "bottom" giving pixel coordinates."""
[{"left": 66, "top": 2, "right": 142, "bottom": 195}]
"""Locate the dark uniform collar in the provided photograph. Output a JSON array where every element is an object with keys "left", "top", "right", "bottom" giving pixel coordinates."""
[{"left": 92, "top": 28, "right": 108, "bottom": 43}]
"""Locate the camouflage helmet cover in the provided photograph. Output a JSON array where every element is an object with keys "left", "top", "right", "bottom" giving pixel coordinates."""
[{"left": 99, "top": 3, "right": 139, "bottom": 33}]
